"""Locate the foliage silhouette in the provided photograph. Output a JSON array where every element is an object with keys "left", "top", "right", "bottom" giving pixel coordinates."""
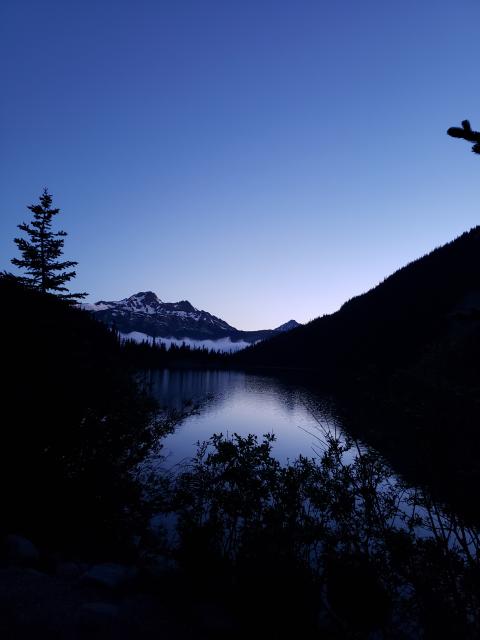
[
  {"left": 163, "top": 430, "right": 480, "bottom": 637},
  {"left": 11, "top": 188, "right": 87, "bottom": 301},
  {"left": 447, "top": 119, "right": 480, "bottom": 154}
]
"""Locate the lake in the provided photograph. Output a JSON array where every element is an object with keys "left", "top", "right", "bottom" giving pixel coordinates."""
[
  {"left": 140, "top": 368, "right": 480, "bottom": 557},
  {"left": 141, "top": 368, "right": 348, "bottom": 469}
]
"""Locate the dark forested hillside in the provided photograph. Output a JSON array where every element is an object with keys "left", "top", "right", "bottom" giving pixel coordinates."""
[
  {"left": 236, "top": 227, "right": 480, "bottom": 521},
  {"left": 0, "top": 277, "right": 237, "bottom": 552},
  {"left": 0, "top": 276, "right": 164, "bottom": 555},
  {"left": 235, "top": 226, "right": 480, "bottom": 383}
]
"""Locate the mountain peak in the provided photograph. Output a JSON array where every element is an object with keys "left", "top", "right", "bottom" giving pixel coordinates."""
[
  {"left": 274, "top": 319, "right": 301, "bottom": 333},
  {"left": 116, "top": 290, "right": 165, "bottom": 314},
  {"left": 129, "top": 291, "right": 162, "bottom": 304},
  {"left": 83, "top": 292, "right": 300, "bottom": 351}
]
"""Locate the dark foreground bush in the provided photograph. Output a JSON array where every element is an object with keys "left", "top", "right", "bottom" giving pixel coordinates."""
[{"left": 162, "top": 431, "right": 480, "bottom": 638}]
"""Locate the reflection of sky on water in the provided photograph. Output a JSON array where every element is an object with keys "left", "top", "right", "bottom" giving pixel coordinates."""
[
  {"left": 142, "top": 369, "right": 478, "bottom": 554},
  {"left": 142, "top": 368, "right": 341, "bottom": 467}
]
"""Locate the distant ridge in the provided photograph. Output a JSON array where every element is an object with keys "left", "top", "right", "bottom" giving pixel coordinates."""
[
  {"left": 82, "top": 292, "right": 301, "bottom": 352},
  {"left": 235, "top": 227, "right": 480, "bottom": 379}
]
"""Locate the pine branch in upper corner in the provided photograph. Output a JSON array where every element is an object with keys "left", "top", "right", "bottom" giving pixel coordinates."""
[{"left": 447, "top": 119, "right": 480, "bottom": 154}]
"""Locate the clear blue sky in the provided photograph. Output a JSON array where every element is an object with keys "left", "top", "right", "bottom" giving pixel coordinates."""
[{"left": 1, "top": 0, "right": 479, "bottom": 329}]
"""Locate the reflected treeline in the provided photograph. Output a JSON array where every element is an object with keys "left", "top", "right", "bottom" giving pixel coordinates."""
[
  {"left": 138, "top": 368, "right": 244, "bottom": 411},
  {"left": 141, "top": 368, "right": 337, "bottom": 418},
  {"left": 151, "top": 425, "right": 480, "bottom": 638}
]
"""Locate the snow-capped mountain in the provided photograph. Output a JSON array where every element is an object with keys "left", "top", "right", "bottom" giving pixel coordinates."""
[{"left": 81, "top": 291, "right": 300, "bottom": 352}]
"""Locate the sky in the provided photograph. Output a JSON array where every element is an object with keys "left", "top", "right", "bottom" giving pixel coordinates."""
[{"left": 1, "top": 0, "right": 479, "bottom": 330}]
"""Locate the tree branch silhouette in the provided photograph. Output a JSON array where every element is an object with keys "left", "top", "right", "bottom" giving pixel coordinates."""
[{"left": 447, "top": 119, "right": 480, "bottom": 154}]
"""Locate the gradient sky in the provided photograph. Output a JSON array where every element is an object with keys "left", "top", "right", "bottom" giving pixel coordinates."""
[{"left": 1, "top": 0, "right": 479, "bottom": 329}]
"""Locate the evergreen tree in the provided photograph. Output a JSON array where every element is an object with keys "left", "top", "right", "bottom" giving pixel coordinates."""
[{"left": 11, "top": 188, "right": 87, "bottom": 300}]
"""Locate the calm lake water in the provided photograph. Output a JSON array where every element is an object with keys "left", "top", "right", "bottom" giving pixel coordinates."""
[
  {"left": 141, "top": 368, "right": 346, "bottom": 469},
  {"left": 141, "top": 368, "right": 479, "bottom": 551}
]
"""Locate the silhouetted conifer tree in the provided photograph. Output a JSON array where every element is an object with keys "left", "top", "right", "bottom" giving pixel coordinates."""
[{"left": 11, "top": 188, "right": 87, "bottom": 300}]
